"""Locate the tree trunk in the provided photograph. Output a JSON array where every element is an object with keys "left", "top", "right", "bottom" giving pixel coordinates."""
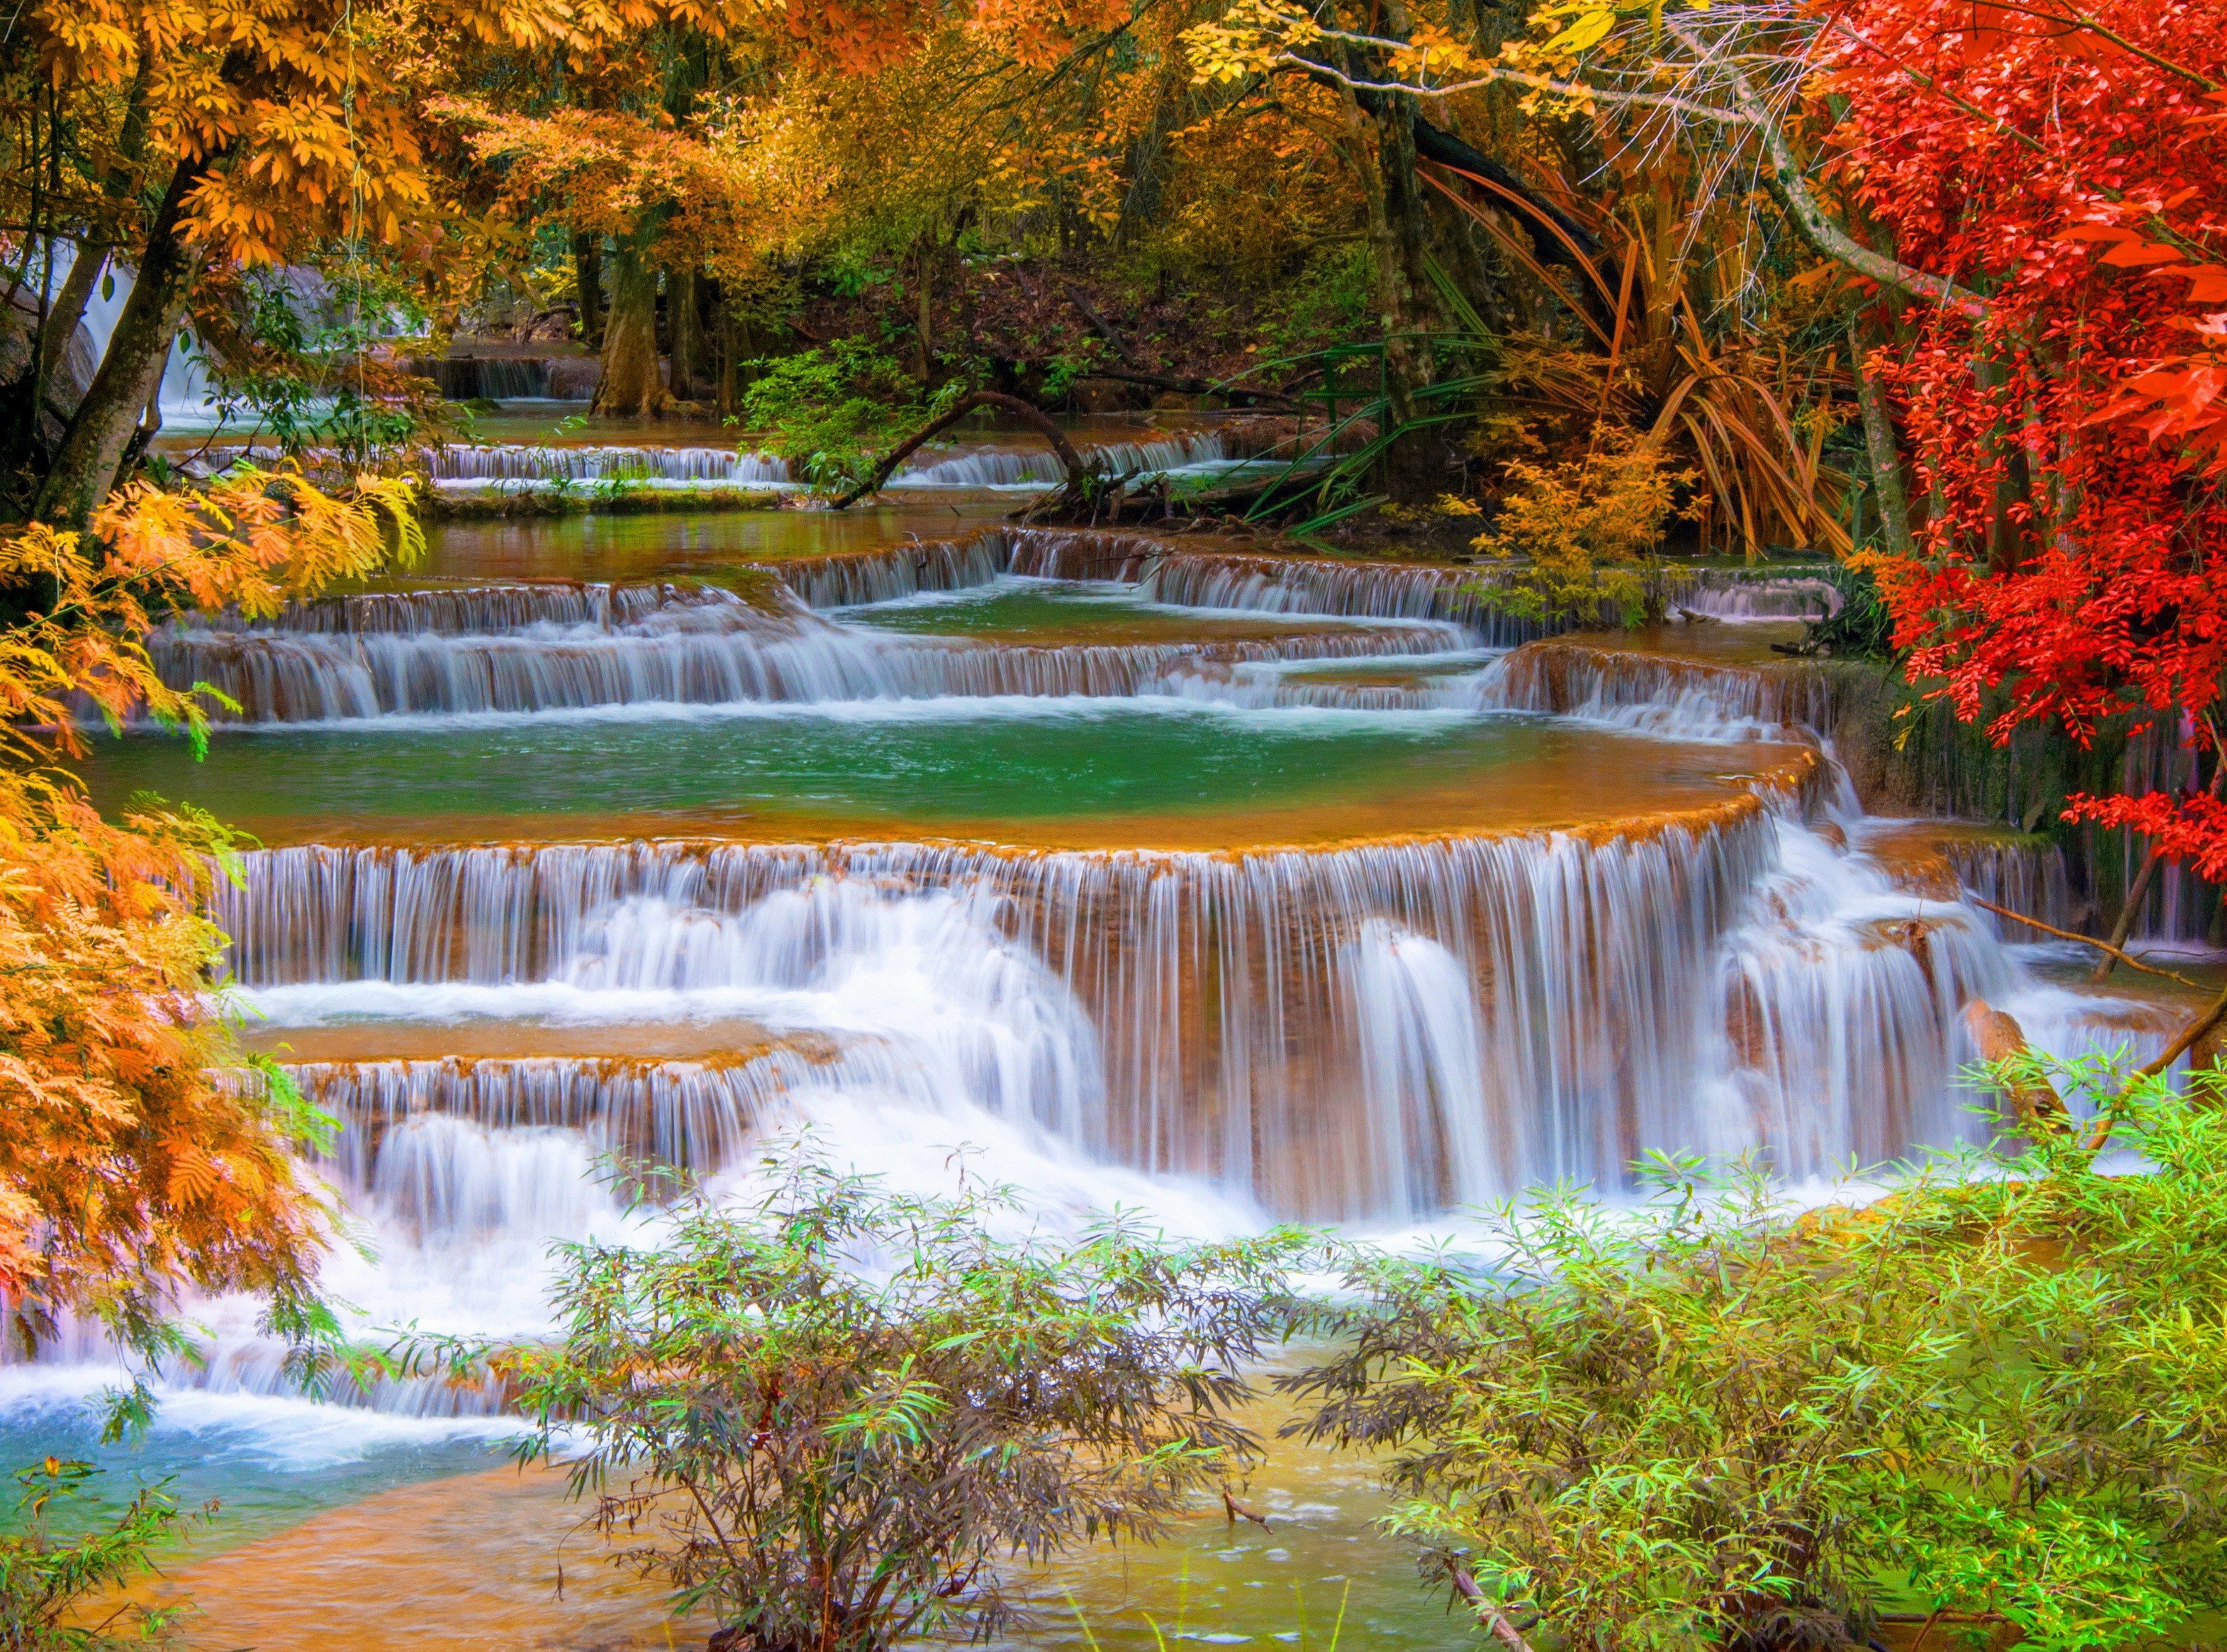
[
  {"left": 2093, "top": 847, "right": 2166, "bottom": 982},
  {"left": 1345, "top": 53, "right": 1441, "bottom": 501},
  {"left": 574, "top": 233, "right": 604, "bottom": 346},
  {"left": 39, "top": 246, "right": 106, "bottom": 384},
  {"left": 37, "top": 63, "right": 151, "bottom": 384},
  {"left": 914, "top": 237, "right": 935, "bottom": 385},
  {"left": 593, "top": 242, "right": 669, "bottom": 419},
  {"left": 668, "top": 265, "right": 703, "bottom": 402},
  {"left": 831, "top": 392, "right": 1083, "bottom": 508},
  {"left": 32, "top": 153, "right": 213, "bottom": 528},
  {"left": 715, "top": 282, "right": 740, "bottom": 417},
  {"left": 1848, "top": 317, "right": 1913, "bottom": 556}
]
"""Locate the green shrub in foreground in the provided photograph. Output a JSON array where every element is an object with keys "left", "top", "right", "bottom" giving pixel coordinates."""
[
  {"left": 0, "top": 1459, "right": 200, "bottom": 1649},
  {"left": 512, "top": 1158, "right": 1312, "bottom": 1652},
  {"left": 1287, "top": 1056, "right": 2227, "bottom": 1652}
]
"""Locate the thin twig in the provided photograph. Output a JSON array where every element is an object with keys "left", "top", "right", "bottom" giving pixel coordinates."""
[
  {"left": 2134, "top": 982, "right": 2227, "bottom": 1085},
  {"left": 1964, "top": 896, "right": 2204, "bottom": 989}
]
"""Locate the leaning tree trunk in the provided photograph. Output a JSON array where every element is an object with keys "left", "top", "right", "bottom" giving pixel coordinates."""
[
  {"left": 33, "top": 153, "right": 213, "bottom": 528},
  {"left": 593, "top": 242, "right": 669, "bottom": 419},
  {"left": 830, "top": 392, "right": 1084, "bottom": 508},
  {"left": 1848, "top": 317, "right": 1913, "bottom": 557},
  {"left": 37, "top": 62, "right": 151, "bottom": 384},
  {"left": 39, "top": 247, "right": 107, "bottom": 384}
]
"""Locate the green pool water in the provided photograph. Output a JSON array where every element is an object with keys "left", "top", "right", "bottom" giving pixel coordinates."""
[{"left": 75, "top": 703, "right": 1773, "bottom": 847}]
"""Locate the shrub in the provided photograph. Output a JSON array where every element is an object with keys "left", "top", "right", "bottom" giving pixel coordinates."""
[
  {"left": 0, "top": 1458, "right": 206, "bottom": 1649},
  {"left": 1469, "top": 429, "right": 1699, "bottom": 626},
  {"left": 1285, "top": 1057, "right": 2227, "bottom": 1652},
  {"left": 739, "top": 342, "right": 924, "bottom": 491},
  {"left": 512, "top": 1156, "right": 1311, "bottom": 1652}
]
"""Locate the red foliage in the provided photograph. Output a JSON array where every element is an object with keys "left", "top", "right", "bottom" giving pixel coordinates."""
[{"left": 1819, "top": 0, "right": 2227, "bottom": 863}]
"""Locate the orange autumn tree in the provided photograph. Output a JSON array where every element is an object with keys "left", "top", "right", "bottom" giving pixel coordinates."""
[
  {"left": 1, "top": 0, "right": 631, "bottom": 522},
  {"left": 439, "top": 94, "right": 835, "bottom": 415},
  {"left": 0, "top": 471, "right": 418, "bottom": 1360},
  {"left": 436, "top": 0, "right": 1161, "bottom": 414}
]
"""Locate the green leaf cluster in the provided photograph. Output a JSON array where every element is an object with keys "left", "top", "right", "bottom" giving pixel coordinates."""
[
  {"left": 511, "top": 1153, "right": 1317, "bottom": 1652},
  {"left": 1286, "top": 1058, "right": 2227, "bottom": 1652},
  {"left": 739, "top": 342, "right": 928, "bottom": 492},
  {"left": 0, "top": 1459, "right": 206, "bottom": 1650}
]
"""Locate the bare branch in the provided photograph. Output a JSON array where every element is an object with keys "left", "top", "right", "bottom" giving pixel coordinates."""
[{"left": 1664, "top": 19, "right": 1989, "bottom": 318}]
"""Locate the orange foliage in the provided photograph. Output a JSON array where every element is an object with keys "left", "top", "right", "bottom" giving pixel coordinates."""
[
  {"left": 438, "top": 100, "right": 835, "bottom": 279},
  {"left": 0, "top": 475, "right": 417, "bottom": 1350}
]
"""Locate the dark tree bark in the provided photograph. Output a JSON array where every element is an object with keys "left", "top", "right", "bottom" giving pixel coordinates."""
[
  {"left": 668, "top": 265, "right": 706, "bottom": 401},
  {"left": 32, "top": 153, "right": 214, "bottom": 527},
  {"left": 1848, "top": 316, "right": 1913, "bottom": 557},
  {"left": 831, "top": 392, "right": 1083, "bottom": 508},
  {"left": 39, "top": 248, "right": 107, "bottom": 385},
  {"left": 38, "top": 65, "right": 153, "bottom": 385},
  {"left": 593, "top": 239, "right": 669, "bottom": 418},
  {"left": 913, "top": 235, "right": 936, "bottom": 385},
  {"left": 574, "top": 233, "right": 605, "bottom": 346},
  {"left": 1346, "top": 57, "right": 1448, "bottom": 501}
]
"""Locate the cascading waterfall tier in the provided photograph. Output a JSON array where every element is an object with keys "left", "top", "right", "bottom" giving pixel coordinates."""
[
  {"left": 876, "top": 430, "right": 1231, "bottom": 487},
  {"left": 297, "top": 1052, "right": 805, "bottom": 1191},
  {"left": 216, "top": 777, "right": 2006, "bottom": 1222},
  {"left": 429, "top": 442, "right": 790, "bottom": 485},
  {"left": 766, "top": 528, "right": 1558, "bottom": 645},
  {"left": 148, "top": 571, "right": 1472, "bottom": 721},
  {"left": 413, "top": 429, "right": 1243, "bottom": 491},
  {"left": 1474, "top": 641, "right": 1841, "bottom": 740},
  {"left": 1670, "top": 573, "right": 1841, "bottom": 621}
]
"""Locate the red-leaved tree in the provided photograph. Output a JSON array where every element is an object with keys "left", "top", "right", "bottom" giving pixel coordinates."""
[{"left": 1826, "top": 0, "right": 2227, "bottom": 875}]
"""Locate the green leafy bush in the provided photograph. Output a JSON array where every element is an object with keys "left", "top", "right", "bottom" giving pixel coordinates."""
[
  {"left": 739, "top": 342, "right": 925, "bottom": 492},
  {"left": 1287, "top": 1057, "right": 2227, "bottom": 1652},
  {"left": 0, "top": 1459, "right": 204, "bottom": 1649},
  {"left": 213, "top": 267, "right": 429, "bottom": 466},
  {"left": 1803, "top": 559, "right": 1897, "bottom": 659},
  {"left": 512, "top": 1157, "right": 1311, "bottom": 1652}
]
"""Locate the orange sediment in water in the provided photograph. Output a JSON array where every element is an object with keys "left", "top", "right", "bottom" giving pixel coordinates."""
[{"left": 207, "top": 744, "right": 1813, "bottom": 854}]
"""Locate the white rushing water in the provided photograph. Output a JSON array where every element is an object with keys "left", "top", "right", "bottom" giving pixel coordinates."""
[
  {"left": 410, "top": 430, "right": 1257, "bottom": 495},
  {"left": 15, "top": 532, "right": 2184, "bottom": 1448}
]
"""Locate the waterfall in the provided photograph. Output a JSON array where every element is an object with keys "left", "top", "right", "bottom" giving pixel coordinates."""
[
  {"left": 1472, "top": 641, "right": 1839, "bottom": 740},
  {"left": 1136, "top": 550, "right": 1537, "bottom": 637},
  {"left": 1340, "top": 922, "right": 1509, "bottom": 1214},
  {"left": 216, "top": 789, "right": 2154, "bottom": 1229},
  {"left": 1709, "top": 820, "right": 2016, "bottom": 1177},
  {"left": 299, "top": 1053, "right": 789, "bottom": 1186},
  {"left": 32, "top": 571, "right": 2191, "bottom": 1425},
  {"left": 883, "top": 432, "right": 1231, "bottom": 487},
  {"left": 148, "top": 578, "right": 1469, "bottom": 721},
  {"left": 421, "top": 432, "right": 1235, "bottom": 494},
  {"left": 1941, "top": 836, "right": 2078, "bottom": 941},
  {"left": 765, "top": 529, "right": 1550, "bottom": 645},
  {"left": 216, "top": 800, "right": 1801, "bottom": 1219},
  {"left": 416, "top": 359, "right": 557, "bottom": 400},
  {"left": 1673, "top": 573, "right": 1842, "bottom": 620},
  {"left": 428, "top": 443, "right": 792, "bottom": 485}
]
